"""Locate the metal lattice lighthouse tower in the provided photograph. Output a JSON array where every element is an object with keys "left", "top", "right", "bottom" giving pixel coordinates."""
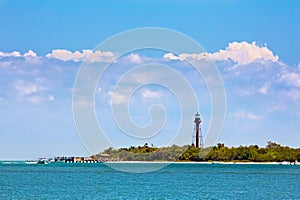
[{"left": 193, "top": 112, "right": 203, "bottom": 148}]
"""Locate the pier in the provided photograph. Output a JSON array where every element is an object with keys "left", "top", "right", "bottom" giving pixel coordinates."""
[{"left": 53, "top": 154, "right": 120, "bottom": 163}]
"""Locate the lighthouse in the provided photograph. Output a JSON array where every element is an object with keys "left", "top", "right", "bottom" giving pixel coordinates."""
[{"left": 193, "top": 112, "right": 203, "bottom": 148}]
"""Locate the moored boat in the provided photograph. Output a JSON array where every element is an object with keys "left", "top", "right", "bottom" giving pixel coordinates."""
[
  {"left": 25, "top": 160, "right": 38, "bottom": 165},
  {"left": 37, "top": 158, "right": 49, "bottom": 164}
]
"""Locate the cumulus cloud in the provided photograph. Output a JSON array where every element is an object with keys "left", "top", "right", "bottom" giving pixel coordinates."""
[
  {"left": 0, "top": 42, "right": 280, "bottom": 66},
  {"left": 23, "top": 50, "right": 37, "bottom": 57},
  {"left": 232, "top": 110, "right": 261, "bottom": 120},
  {"left": 163, "top": 53, "right": 183, "bottom": 61},
  {"left": 127, "top": 54, "right": 143, "bottom": 64},
  {"left": 46, "top": 49, "right": 117, "bottom": 63},
  {"left": 163, "top": 52, "right": 208, "bottom": 62},
  {"left": 46, "top": 49, "right": 74, "bottom": 61},
  {"left": 0, "top": 51, "right": 21, "bottom": 57},
  {"left": 210, "top": 41, "right": 278, "bottom": 65},
  {"left": 117, "top": 53, "right": 150, "bottom": 64},
  {"left": 0, "top": 50, "right": 37, "bottom": 58},
  {"left": 163, "top": 41, "right": 279, "bottom": 65},
  {"left": 279, "top": 72, "right": 300, "bottom": 87}
]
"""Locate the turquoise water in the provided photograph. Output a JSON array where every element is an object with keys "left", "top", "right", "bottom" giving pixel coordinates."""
[{"left": 1, "top": 162, "right": 299, "bottom": 199}]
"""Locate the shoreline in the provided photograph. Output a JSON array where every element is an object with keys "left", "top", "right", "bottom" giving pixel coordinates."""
[
  {"left": 1, "top": 160, "right": 299, "bottom": 165},
  {"left": 105, "top": 161, "right": 300, "bottom": 165}
]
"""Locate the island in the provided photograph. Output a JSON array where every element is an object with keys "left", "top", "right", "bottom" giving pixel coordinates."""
[{"left": 92, "top": 141, "right": 300, "bottom": 164}]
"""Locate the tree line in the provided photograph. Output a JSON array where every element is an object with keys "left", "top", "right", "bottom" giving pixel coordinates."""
[{"left": 93, "top": 141, "right": 300, "bottom": 163}]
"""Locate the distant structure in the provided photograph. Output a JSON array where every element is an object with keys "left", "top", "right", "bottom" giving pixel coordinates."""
[{"left": 192, "top": 112, "right": 203, "bottom": 148}]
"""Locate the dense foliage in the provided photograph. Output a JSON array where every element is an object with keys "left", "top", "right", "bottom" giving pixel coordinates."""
[
  {"left": 93, "top": 142, "right": 300, "bottom": 163},
  {"left": 199, "top": 142, "right": 300, "bottom": 162},
  {"left": 94, "top": 143, "right": 188, "bottom": 161}
]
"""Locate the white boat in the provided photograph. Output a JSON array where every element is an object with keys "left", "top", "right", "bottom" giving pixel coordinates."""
[
  {"left": 37, "top": 158, "right": 49, "bottom": 164},
  {"left": 25, "top": 160, "right": 38, "bottom": 165},
  {"left": 279, "top": 161, "right": 292, "bottom": 165}
]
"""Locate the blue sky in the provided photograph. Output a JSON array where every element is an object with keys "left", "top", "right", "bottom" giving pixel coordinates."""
[{"left": 1, "top": 0, "right": 300, "bottom": 159}]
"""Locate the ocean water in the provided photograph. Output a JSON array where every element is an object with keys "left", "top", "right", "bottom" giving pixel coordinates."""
[{"left": 0, "top": 162, "right": 299, "bottom": 199}]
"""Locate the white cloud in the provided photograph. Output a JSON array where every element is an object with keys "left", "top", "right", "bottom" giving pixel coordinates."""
[
  {"left": 279, "top": 72, "right": 300, "bottom": 87},
  {"left": 285, "top": 89, "right": 300, "bottom": 102},
  {"left": 127, "top": 54, "right": 143, "bottom": 64},
  {"left": 0, "top": 61, "right": 13, "bottom": 68},
  {"left": 23, "top": 50, "right": 37, "bottom": 57},
  {"left": 210, "top": 41, "right": 279, "bottom": 65},
  {"left": 14, "top": 80, "right": 38, "bottom": 95},
  {"left": 142, "top": 89, "right": 161, "bottom": 99},
  {"left": 109, "top": 91, "right": 127, "bottom": 105},
  {"left": 259, "top": 82, "right": 271, "bottom": 95},
  {"left": 0, "top": 42, "right": 280, "bottom": 66},
  {"left": 26, "top": 94, "right": 54, "bottom": 104},
  {"left": 46, "top": 49, "right": 117, "bottom": 63},
  {"left": 163, "top": 52, "right": 207, "bottom": 61},
  {"left": 13, "top": 78, "right": 47, "bottom": 96},
  {"left": 46, "top": 49, "right": 74, "bottom": 61},
  {"left": 163, "top": 53, "right": 183, "bottom": 61},
  {"left": 232, "top": 110, "right": 261, "bottom": 120},
  {"left": 118, "top": 53, "right": 150, "bottom": 64},
  {"left": 0, "top": 50, "right": 37, "bottom": 58},
  {"left": 88, "top": 50, "right": 117, "bottom": 63},
  {"left": 48, "top": 95, "right": 55, "bottom": 101},
  {"left": 26, "top": 96, "right": 43, "bottom": 104},
  {"left": 0, "top": 51, "right": 21, "bottom": 57},
  {"left": 163, "top": 41, "right": 279, "bottom": 65}
]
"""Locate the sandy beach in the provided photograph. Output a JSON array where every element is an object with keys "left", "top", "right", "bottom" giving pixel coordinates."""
[{"left": 104, "top": 161, "right": 300, "bottom": 165}]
